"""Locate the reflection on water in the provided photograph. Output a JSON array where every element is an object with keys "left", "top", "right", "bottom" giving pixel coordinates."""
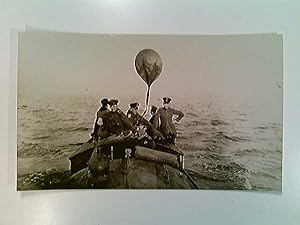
[{"left": 17, "top": 96, "right": 282, "bottom": 191}]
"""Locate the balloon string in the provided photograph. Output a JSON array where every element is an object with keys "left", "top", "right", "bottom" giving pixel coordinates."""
[{"left": 142, "top": 85, "right": 150, "bottom": 117}]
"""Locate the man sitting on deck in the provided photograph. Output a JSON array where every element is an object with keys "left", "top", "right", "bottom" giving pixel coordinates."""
[
  {"left": 127, "top": 103, "right": 144, "bottom": 126},
  {"left": 127, "top": 102, "right": 164, "bottom": 140},
  {"left": 107, "top": 99, "right": 137, "bottom": 136}
]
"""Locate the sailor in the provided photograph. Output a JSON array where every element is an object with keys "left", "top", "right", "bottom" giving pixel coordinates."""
[
  {"left": 126, "top": 102, "right": 164, "bottom": 140},
  {"left": 91, "top": 98, "right": 111, "bottom": 139},
  {"left": 149, "top": 105, "right": 158, "bottom": 125},
  {"left": 153, "top": 97, "right": 184, "bottom": 144},
  {"left": 126, "top": 102, "right": 149, "bottom": 127},
  {"left": 107, "top": 99, "right": 137, "bottom": 136}
]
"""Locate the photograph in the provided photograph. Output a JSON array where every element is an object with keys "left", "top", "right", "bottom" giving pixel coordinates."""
[{"left": 17, "top": 32, "right": 282, "bottom": 191}]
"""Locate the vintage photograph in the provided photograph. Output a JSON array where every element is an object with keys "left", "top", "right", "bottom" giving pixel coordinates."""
[{"left": 17, "top": 32, "right": 282, "bottom": 191}]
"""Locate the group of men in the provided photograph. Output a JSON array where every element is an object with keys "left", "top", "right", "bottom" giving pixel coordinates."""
[{"left": 90, "top": 97, "right": 184, "bottom": 144}]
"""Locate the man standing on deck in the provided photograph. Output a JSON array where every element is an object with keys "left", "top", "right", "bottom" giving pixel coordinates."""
[
  {"left": 91, "top": 98, "right": 111, "bottom": 140},
  {"left": 153, "top": 97, "right": 184, "bottom": 144},
  {"left": 107, "top": 99, "right": 137, "bottom": 136}
]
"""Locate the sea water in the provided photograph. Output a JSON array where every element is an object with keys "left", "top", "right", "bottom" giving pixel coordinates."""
[{"left": 17, "top": 96, "right": 282, "bottom": 191}]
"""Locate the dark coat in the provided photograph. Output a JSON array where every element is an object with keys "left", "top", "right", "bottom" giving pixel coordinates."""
[
  {"left": 149, "top": 115, "right": 155, "bottom": 125},
  {"left": 92, "top": 107, "right": 110, "bottom": 137},
  {"left": 127, "top": 110, "right": 164, "bottom": 140},
  {"left": 97, "top": 107, "right": 110, "bottom": 126},
  {"left": 153, "top": 107, "right": 184, "bottom": 137},
  {"left": 126, "top": 110, "right": 151, "bottom": 127},
  {"left": 94, "top": 107, "right": 111, "bottom": 138},
  {"left": 108, "top": 109, "right": 136, "bottom": 135}
]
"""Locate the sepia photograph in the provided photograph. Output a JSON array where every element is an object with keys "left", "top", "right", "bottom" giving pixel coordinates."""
[{"left": 17, "top": 32, "right": 282, "bottom": 191}]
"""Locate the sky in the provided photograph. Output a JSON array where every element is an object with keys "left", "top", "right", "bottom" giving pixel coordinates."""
[{"left": 18, "top": 32, "right": 282, "bottom": 106}]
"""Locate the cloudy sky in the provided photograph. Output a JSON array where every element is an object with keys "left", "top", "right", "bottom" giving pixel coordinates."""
[{"left": 18, "top": 32, "right": 282, "bottom": 106}]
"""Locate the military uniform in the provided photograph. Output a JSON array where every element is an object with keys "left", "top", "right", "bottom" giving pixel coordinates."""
[
  {"left": 127, "top": 109, "right": 150, "bottom": 127},
  {"left": 149, "top": 115, "right": 155, "bottom": 125},
  {"left": 126, "top": 103, "right": 163, "bottom": 140},
  {"left": 108, "top": 109, "right": 136, "bottom": 135},
  {"left": 91, "top": 97, "right": 111, "bottom": 139},
  {"left": 95, "top": 107, "right": 111, "bottom": 138},
  {"left": 153, "top": 102, "right": 184, "bottom": 143},
  {"left": 149, "top": 105, "right": 158, "bottom": 125}
]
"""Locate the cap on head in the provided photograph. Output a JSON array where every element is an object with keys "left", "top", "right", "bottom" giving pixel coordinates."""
[
  {"left": 129, "top": 102, "right": 139, "bottom": 109},
  {"left": 151, "top": 105, "right": 158, "bottom": 113},
  {"left": 108, "top": 99, "right": 119, "bottom": 106},
  {"left": 162, "top": 97, "right": 172, "bottom": 104},
  {"left": 100, "top": 98, "right": 109, "bottom": 105}
]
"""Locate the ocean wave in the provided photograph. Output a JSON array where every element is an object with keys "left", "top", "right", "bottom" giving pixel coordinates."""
[
  {"left": 253, "top": 171, "right": 280, "bottom": 181},
  {"left": 17, "top": 169, "right": 70, "bottom": 190},
  {"left": 69, "top": 127, "right": 90, "bottom": 132},
  {"left": 193, "top": 131, "right": 208, "bottom": 136},
  {"left": 179, "top": 131, "right": 208, "bottom": 141},
  {"left": 255, "top": 123, "right": 281, "bottom": 130},
  {"left": 31, "top": 109, "right": 46, "bottom": 113},
  {"left": 17, "top": 141, "right": 73, "bottom": 158},
  {"left": 186, "top": 112, "right": 199, "bottom": 117},
  {"left": 62, "top": 117, "right": 77, "bottom": 122},
  {"left": 235, "top": 148, "right": 266, "bottom": 157},
  {"left": 214, "top": 132, "right": 249, "bottom": 142},
  {"left": 235, "top": 118, "right": 247, "bottom": 122},
  {"left": 18, "top": 142, "right": 48, "bottom": 157},
  {"left": 211, "top": 119, "right": 229, "bottom": 126},
  {"left": 182, "top": 120, "right": 208, "bottom": 128},
  {"left": 187, "top": 161, "right": 252, "bottom": 190},
  {"left": 36, "top": 135, "right": 51, "bottom": 140},
  {"left": 223, "top": 134, "right": 250, "bottom": 142},
  {"left": 255, "top": 126, "right": 268, "bottom": 130}
]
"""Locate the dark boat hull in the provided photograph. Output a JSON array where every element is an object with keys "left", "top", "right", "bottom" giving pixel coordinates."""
[
  {"left": 68, "top": 136, "right": 198, "bottom": 189},
  {"left": 69, "top": 158, "right": 196, "bottom": 189}
]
